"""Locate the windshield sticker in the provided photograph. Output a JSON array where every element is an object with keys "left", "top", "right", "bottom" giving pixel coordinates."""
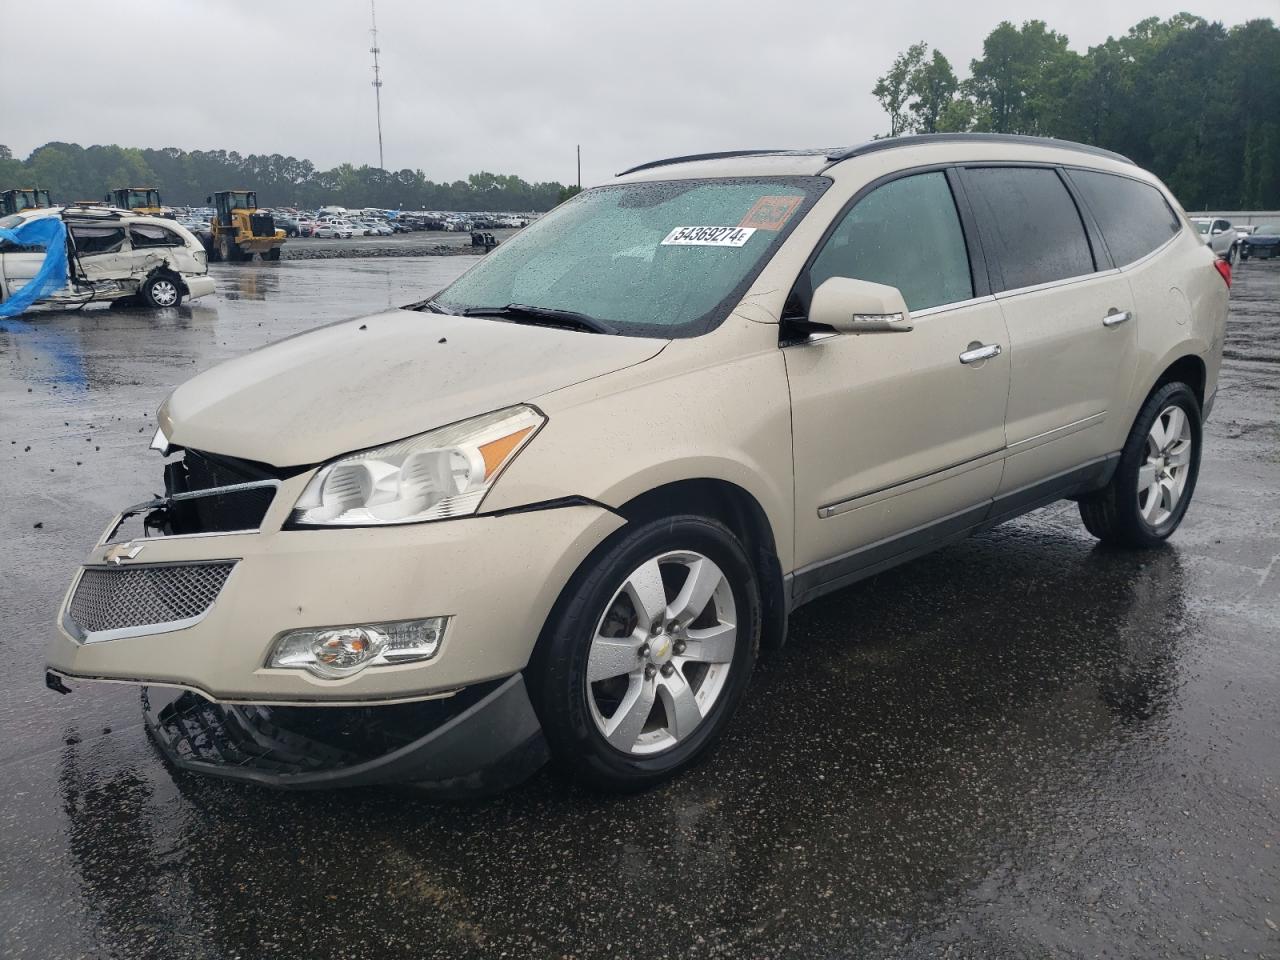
[
  {"left": 739, "top": 195, "right": 803, "bottom": 230},
  {"left": 660, "top": 226, "right": 756, "bottom": 247}
]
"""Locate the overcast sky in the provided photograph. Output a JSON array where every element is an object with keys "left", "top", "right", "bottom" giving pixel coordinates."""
[{"left": 4, "top": 0, "right": 1274, "bottom": 187}]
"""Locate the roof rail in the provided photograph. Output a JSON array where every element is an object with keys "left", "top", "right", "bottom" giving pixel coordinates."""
[
  {"left": 614, "top": 134, "right": 1131, "bottom": 179},
  {"left": 825, "top": 133, "right": 1132, "bottom": 165},
  {"left": 617, "top": 149, "right": 817, "bottom": 177}
]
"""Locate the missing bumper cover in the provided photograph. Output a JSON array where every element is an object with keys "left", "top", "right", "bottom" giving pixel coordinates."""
[{"left": 141, "top": 673, "right": 548, "bottom": 796}]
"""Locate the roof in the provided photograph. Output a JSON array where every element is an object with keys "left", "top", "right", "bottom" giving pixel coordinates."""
[
  {"left": 12, "top": 205, "right": 185, "bottom": 229},
  {"left": 616, "top": 133, "right": 1133, "bottom": 179}
]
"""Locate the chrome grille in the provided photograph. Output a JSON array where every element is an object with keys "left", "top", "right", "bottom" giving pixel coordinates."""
[{"left": 68, "top": 562, "right": 236, "bottom": 635}]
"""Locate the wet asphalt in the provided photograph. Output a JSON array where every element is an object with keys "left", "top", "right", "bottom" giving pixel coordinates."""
[{"left": 1, "top": 258, "right": 1277, "bottom": 959}]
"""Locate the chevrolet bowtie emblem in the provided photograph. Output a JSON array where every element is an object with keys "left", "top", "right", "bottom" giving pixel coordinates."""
[{"left": 105, "top": 543, "right": 144, "bottom": 565}]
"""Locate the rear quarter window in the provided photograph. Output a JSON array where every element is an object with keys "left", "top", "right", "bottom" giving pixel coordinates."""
[
  {"left": 130, "top": 224, "right": 185, "bottom": 248},
  {"left": 1066, "top": 170, "right": 1181, "bottom": 267},
  {"left": 963, "top": 167, "right": 1095, "bottom": 291}
]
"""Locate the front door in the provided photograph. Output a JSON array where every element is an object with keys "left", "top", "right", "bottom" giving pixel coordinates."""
[{"left": 784, "top": 170, "right": 1010, "bottom": 599}]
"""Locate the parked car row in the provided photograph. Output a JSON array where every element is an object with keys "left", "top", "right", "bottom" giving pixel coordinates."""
[{"left": 1188, "top": 217, "right": 1280, "bottom": 261}]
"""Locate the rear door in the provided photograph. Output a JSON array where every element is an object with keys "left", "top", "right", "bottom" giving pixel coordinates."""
[
  {"left": 960, "top": 165, "right": 1137, "bottom": 495},
  {"left": 1063, "top": 167, "right": 1187, "bottom": 435},
  {"left": 785, "top": 169, "right": 1010, "bottom": 595}
]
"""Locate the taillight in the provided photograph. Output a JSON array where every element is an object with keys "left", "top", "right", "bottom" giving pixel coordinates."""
[{"left": 1214, "top": 257, "right": 1231, "bottom": 287}]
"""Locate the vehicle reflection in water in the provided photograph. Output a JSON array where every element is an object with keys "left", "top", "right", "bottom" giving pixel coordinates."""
[
  {"left": 53, "top": 522, "right": 1192, "bottom": 957},
  {"left": 214, "top": 263, "right": 281, "bottom": 302},
  {"left": 0, "top": 317, "right": 91, "bottom": 392},
  {"left": 0, "top": 304, "right": 219, "bottom": 397}
]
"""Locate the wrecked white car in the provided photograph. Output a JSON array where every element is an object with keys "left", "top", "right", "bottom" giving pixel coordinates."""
[{"left": 0, "top": 205, "right": 215, "bottom": 312}]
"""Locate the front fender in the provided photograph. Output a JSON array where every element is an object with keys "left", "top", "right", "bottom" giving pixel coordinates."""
[{"left": 483, "top": 344, "right": 796, "bottom": 570}]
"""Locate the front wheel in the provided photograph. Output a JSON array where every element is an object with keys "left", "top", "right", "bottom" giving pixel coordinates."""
[
  {"left": 1079, "top": 382, "right": 1202, "bottom": 547},
  {"left": 530, "top": 516, "right": 760, "bottom": 792}
]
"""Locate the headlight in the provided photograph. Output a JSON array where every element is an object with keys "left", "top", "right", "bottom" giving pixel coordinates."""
[{"left": 290, "top": 405, "right": 544, "bottom": 526}]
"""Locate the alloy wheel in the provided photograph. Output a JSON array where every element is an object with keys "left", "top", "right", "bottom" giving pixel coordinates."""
[
  {"left": 586, "top": 550, "right": 737, "bottom": 755},
  {"left": 1138, "top": 404, "right": 1193, "bottom": 526}
]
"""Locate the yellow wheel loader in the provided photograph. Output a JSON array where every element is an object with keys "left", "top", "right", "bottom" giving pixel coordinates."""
[{"left": 205, "top": 190, "right": 286, "bottom": 262}]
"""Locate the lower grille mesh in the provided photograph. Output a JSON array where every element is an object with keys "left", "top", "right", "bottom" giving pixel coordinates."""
[{"left": 68, "top": 563, "right": 236, "bottom": 634}]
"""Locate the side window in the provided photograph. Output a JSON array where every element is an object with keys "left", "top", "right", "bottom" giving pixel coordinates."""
[
  {"left": 69, "top": 225, "right": 127, "bottom": 256},
  {"left": 809, "top": 171, "right": 972, "bottom": 312},
  {"left": 963, "top": 167, "right": 1095, "bottom": 291},
  {"left": 130, "top": 224, "right": 183, "bottom": 248},
  {"left": 1067, "top": 169, "right": 1181, "bottom": 267}
]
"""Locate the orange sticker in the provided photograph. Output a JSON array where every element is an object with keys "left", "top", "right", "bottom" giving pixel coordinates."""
[{"left": 739, "top": 195, "right": 803, "bottom": 231}]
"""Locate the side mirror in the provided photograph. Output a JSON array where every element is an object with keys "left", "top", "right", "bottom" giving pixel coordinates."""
[
  {"left": 205, "top": 195, "right": 212, "bottom": 205},
  {"left": 808, "top": 277, "right": 913, "bottom": 334}
]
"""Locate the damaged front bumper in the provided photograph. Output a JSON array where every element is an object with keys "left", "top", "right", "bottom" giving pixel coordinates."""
[
  {"left": 46, "top": 447, "right": 624, "bottom": 790},
  {"left": 138, "top": 674, "right": 549, "bottom": 795}
]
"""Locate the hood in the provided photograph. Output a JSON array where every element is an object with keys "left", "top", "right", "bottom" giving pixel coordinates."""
[{"left": 160, "top": 309, "right": 667, "bottom": 466}]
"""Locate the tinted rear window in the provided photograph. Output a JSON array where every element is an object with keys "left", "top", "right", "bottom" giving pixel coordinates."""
[
  {"left": 1067, "top": 170, "right": 1181, "bottom": 267},
  {"left": 964, "top": 167, "right": 1095, "bottom": 291}
]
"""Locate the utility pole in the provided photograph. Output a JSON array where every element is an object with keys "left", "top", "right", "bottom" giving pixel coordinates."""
[
  {"left": 370, "top": 0, "right": 385, "bottom": 170},
  {"left": 576, "top": 144, "right": 581, "bottom": 190}
]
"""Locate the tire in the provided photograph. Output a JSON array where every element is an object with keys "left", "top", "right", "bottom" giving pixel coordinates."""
[
  {"left": 530, "top": 515, "right": 761, "bottom": 792},
  {"left": 264, "top": 247, "right": 281, "bottom": 261},
  {"left": 218, "top": 235, "right": 235, "bottom": 263},
  {"left": 1079, "top": 382, "right": 1202, "bottom": 547},
  {"left": 141, "top": 274, "right": 182, "bottom": 309}
]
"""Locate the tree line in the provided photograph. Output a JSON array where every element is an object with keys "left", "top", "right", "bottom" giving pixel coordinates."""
[
  {"left": 872, "top": 14, "right": 1280, "bottom": 209},
  {"left": 0, "top": 142, "right": 571, "bottom": 211}
]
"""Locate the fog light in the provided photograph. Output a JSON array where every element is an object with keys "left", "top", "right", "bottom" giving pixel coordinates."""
[{"left": 268, "top": 617, "right": 447, "bottom": 680}]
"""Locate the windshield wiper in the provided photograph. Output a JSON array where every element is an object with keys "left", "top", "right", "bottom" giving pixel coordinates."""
[
  {"left": 460, "top": 303, "right": 617, "bottom": 335},
  {"left": 405, "top": 297, "right": 448, "bottom": 313}
]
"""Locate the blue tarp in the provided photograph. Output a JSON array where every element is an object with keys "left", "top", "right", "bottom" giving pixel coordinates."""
[{"left": 0, "top": 215, "right": 69, "bottom": 317}]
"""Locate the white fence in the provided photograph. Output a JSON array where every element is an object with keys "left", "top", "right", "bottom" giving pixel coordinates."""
[{"left": 1190, "top": 211, "right": 1279, "bottom": 227}]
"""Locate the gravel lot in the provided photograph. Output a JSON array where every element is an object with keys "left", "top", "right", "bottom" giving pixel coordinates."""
[
  {"left": 280, "top": 228, "right": 521, "bottom": 259},
  {"left": 1, "top": 256, "right": 1277, "bottom": 959}
]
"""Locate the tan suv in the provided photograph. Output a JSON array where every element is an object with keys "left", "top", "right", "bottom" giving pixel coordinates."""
[{"left": 46, "top": 134, "right": 1229, "bottom": 794}]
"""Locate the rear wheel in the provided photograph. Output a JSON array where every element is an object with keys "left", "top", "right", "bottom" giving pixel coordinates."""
[
  {"left": 530, "top": 516, "right": 760, "bottom": 792},
  {"left": 141, "top": 274, "right": 182, "bottom": 309},
  {"left": 1079, "top": 382, "right": 1202, "bottom": 547},
  {"left": 263, "top": 247, "right": 281, "bottom": 261}
]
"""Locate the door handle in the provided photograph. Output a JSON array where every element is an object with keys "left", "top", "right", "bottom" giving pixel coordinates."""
[
  {"left": 1103, "top": 309, "right": 1132, "bottom": 327},
  {"left": 959, "top": 343, "right": 1002, "bottom": 365}
]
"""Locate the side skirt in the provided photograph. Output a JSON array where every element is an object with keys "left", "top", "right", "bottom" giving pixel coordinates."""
[{"left": 785, "top": 454, "right": 1119, "bottom": 611}]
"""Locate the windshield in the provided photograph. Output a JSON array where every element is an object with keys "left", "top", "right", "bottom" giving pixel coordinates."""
[
  {"left": 128, "top": 190, "right": 157, "bottom": 208},
  {"left": 1193, "top": 220, "right": 1211, "bottom": 235},
  {"left": 435, "top": 177, "right": 828, "bottom": 337},
  {"left": 1255, "top": 224, "right": 1278, "bottom": 236}
]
